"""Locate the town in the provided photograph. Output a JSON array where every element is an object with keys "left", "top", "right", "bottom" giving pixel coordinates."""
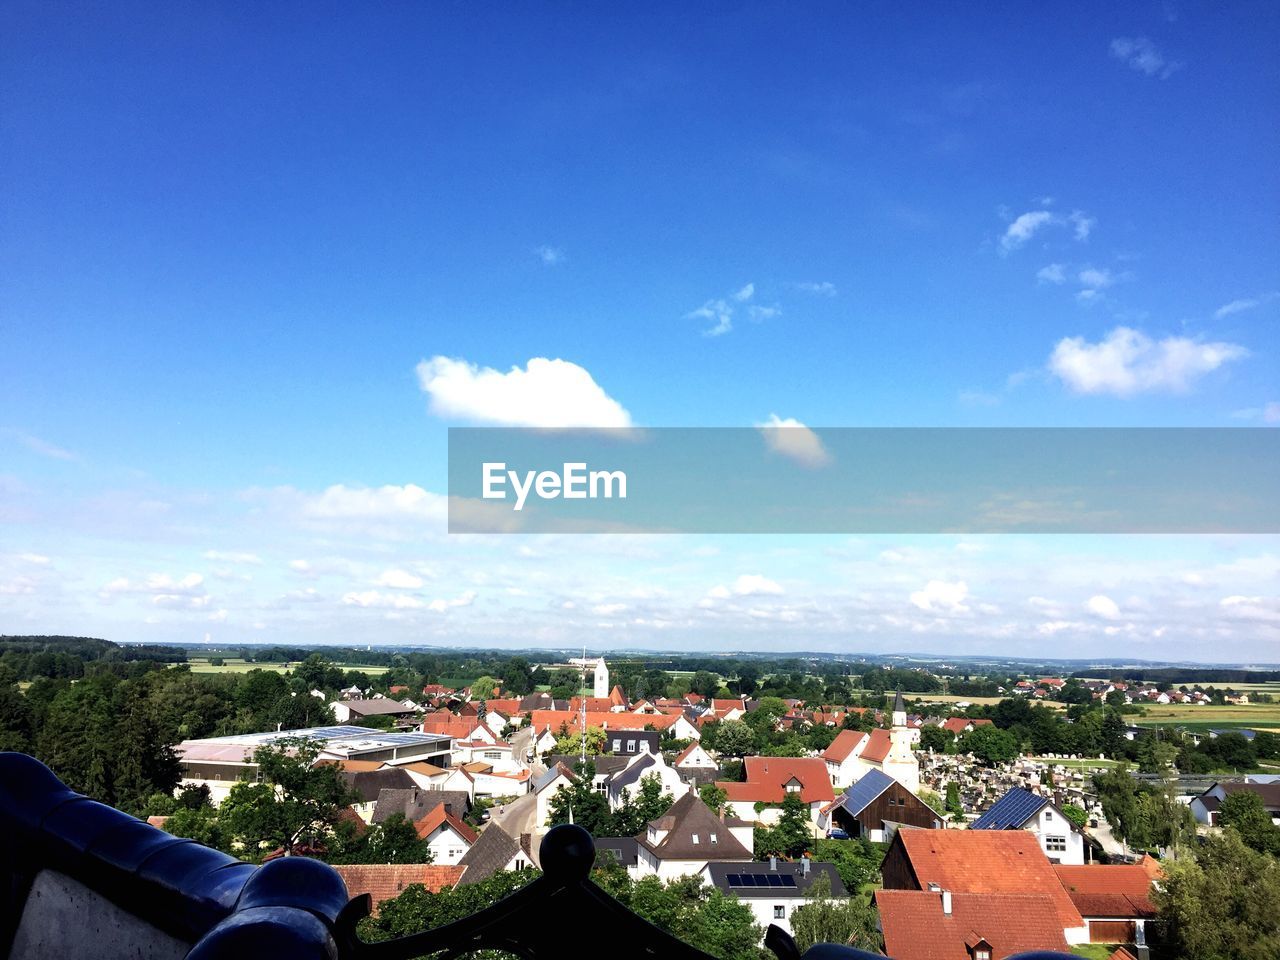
[{"left": 3, "top": 637, "right": 1278, "bottom": 960}]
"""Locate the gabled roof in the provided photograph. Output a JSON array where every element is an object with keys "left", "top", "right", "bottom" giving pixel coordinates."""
[
  {"left": 530, "top": 709, "right": 678, "bottom": 732},
  {"left": 823, "top": 729, "right": 869, "bottom": 764},
  {"left": 889, "top": 830, "right": 1083, "bottom": 929},
  {"left": 637, "top": 793, "right": 752, "bottom": 862},
  {"left": 970, "top": 788, "right": 1050, "bottom": 831},
  {"left": 335, "top": 765, "right": 417, "bottom": 803},
  {"left": 878, "top": 890, "right": 1068, "bottom": 960},
  {"left": 860, "top": 727, "right": 892, "bottom": 763},
  {"left": 835, "top": 769, "right": 896, "bottom": 817},
  {"left": 740, "top": 756, "right": 834, "bottom": 802},
  {"left": 532, "top": 761, "right": 577, "bottom": 794},
  {"left": 594, "top": 836, "right": 639, "bottom": 867},
  {"left": 1052, "top": 865, "right": 1157, "bottom": 919},
  {"left": 340, "top": 698, "right": 417, "bottom": 717},
  {"left": 457, "top": 824, "right": 521, "bottom": 885},
  {"left": 332, "top": 864, "right": 465, "bottom": 915},
  {"left": 608, "top": 752, "right": 658, "bottom": 792},
  {"left": 942, "top": 717, "right": 993, "bottom": 735},
  {"left": 413, "top": 802, "right": 479, "bottom": 844},
  {"left": 673, "top": 742, "right": 710, "bottom": 766},
  {"left": 703, "top": 860, "right": 847, "bottom": 899},
  {"left": 372, "top": 787, "right": 470, "bottom": 823}
]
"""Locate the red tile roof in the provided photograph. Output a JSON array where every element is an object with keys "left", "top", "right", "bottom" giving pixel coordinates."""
[
  {"left": 711, "top": 698, "right": 745, "bottom": 714},
  {"left": 823, "top": 729, "right": 869, "bottom": 763},
  {"left": 718, "top": 757, "right": 834, "bottom": 804},
  {"left": 413, "top": 802, "right": 479, "bottom": 844},
  {"left": 332, "top": 864, "right": 465, "bottom": 914},
  {"left": 877, "top": 890, "right": 1069, "bottom": 960},
  {"left": 1052, "top": 865, "right": 1156, "bottom": 919},
  {"left": 484, "top": 698, "right": 523, "bottom": 715},
  {"left": 941, "top": 718, "right": 993, "bottom": 735},
  {"left": 890, "top": 830, "right": 1083, "bottom": 929},
  {"left": 860, "top": 727, "right": 892, "bottom": 763},
  {"left": 529, "top": 709, "right": 678, "bottom": 732},
  {"left": 420, "top": 715, "right": 491, "bottom": 739}
]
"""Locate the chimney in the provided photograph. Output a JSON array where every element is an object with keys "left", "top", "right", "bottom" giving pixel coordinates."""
[
  {"left": 770, "top": 856, "right": 777, "bottom": 871},
  {"left": 941, "top": 889, "right": 952, "bottom": 916},
  {"left": 801, "top": 856, "right": 810, "bottom": 876}
]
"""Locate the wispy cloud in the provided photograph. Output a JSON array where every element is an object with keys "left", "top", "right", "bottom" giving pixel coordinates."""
[
  {"left": 794, "top": 281, "right": 838, "bottom": 297},
  {"left": 1036, "top": 263, "right": 1066, "bottom": 285},
  {"left": 1109, "top": 37, "right": 1182, "bottom": 79},
  {"left": 534, "top": 245, "right": 564, "bottom": 265},
  {"left": 1214, "top": 292, "right": 1279, "bottom": 319},
  {"left": 416, "top": 355, "right": 632, "bottom": 427},
  {"left": 1000, "top": 208, "right": 1094, "bottom": 254},
  {"left": 1231, "top": 402, "right": 1280, "bottom": 424},
  {"left": 757, "top": 414, "right": 832, "bottom": 468},
  {"left": 1048, "top": 326, "right": 1247, "bottom": 396},
  {"left": 687, "top": 282, "right": 767, "bottom": 336},
  {"left": 7, "top": 429, "right": 78, "bottom": 461}
]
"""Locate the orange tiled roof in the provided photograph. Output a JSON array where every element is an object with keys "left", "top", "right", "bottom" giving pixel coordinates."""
[
  {"left": 529, "top": 710, "right": 677, "bottom": 732},
  {"left": 413, "top": 802, "right": 479, "bottom": 844},
  {"left": 718, "top": 756, "right": 834, "bottom": 804},
  {"left": 860, "top": 727, "right": 892, "bottom": 763},
  {"left": 332, "top": 864, "right": 465, "bottom": 915},
  {"left": 892, "top": 830, "right": 1083, "bottom": 929},
  {"left": 822, "top": 729, "right": 868, "bottom": 763},
  {"left": 877, "top": 889, "right": 1069, "bottom": 960},
  {"left": 1053, "top": 865, "right": 1156, "bottom": 918}
]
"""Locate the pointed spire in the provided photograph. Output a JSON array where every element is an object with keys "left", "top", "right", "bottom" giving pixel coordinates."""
[{"left": 894, "top": 689, "right": 905, "bottom": 713}]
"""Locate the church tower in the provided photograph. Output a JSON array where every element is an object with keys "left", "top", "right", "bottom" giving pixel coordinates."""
[
  {"left": 882, "top": 690, "right": 920, "bottom": 794},
  {"left": 593, "top": 658, "right": 609, "bottom": 699}
]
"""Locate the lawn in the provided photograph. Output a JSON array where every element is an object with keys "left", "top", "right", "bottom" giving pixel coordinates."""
[
  {"left": 183, "top": 657, "right": 390, "bottom": 676},
  {"left": 1030, "top": 757, "right": 1122, "bottom": 770},
  {"left": 1071, "top": 945, "right": 1125, "bottom": 960}
]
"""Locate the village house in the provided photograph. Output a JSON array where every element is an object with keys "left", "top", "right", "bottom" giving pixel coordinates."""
[
  {"left": 456, "top": 824, "right": 537, "bottom": 884},
  {"left": 825, "top": 769, "right": 944, "bottom": 842},
  {"left": 1191, "top": 778, "right": 1280, "bottom": 826},
  {"left": 717, "top": 756, "right": 834, "bottom": 828},
  {"left": 630, "top": 793, "right": 754, "bottom": 880},
  {"left": 877, "top": 889, "right": 1070, "bottom": 960},
  {"left": 880, "top": 828, "right": 1088, "bottom": 944},
  {"left": 331, "top": 864, "right": 466, "bottom": 916},
  {"left": 970, "top": 787, "right": 1086, "bottom": 865},
  {"left": 330, "top": 698, "right": 418, "bottom": 724},
  {"left": 1053, "top": 863, "right": 1159, "bottom": 946},
  {"left": 700, "top": 859, "right": 846, "bottom": 939}
]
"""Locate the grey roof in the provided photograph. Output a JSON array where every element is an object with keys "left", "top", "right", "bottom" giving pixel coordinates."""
[
  {"left": 594, "top": 836, "right": 639, "bottom": 868},
  {"left": 1215, "top": 781, "right": 1280, "bottom": 811},
  {"left": 532, "top": 762, "right": 576, "bottom": 794},
  {"left": 518, "top": 692, "right": 555, "bottom": 712},
  {"left": 607, "top": 753, "right": 656, "bottom": 793},
  {"left": 835, "top": 769, "right": 895, "bottom": 817},
  {"left": 341, "top": 699, "right": 417, "bottom": 717},
  {"left": 341, "top": 766, "right": 416, "bottom": 803},
  {"left": 371, "top": 787, "right": 470, "bottom": 823},
  {"left": 971, "top": 787, "right": 1049, "bottom": 830},
  {"left": 457, "top": 824, "right": 520, "bottom": 885},
  {"left": 545, "top": 755, "right": 630, "bottom": 778},
  {"left": 703, "top": 860, "right": 846, "bottom": 899},
  {"left": 637, "top": 792, "right": 752, "bottom": 862},
  {"left": 893, "top": 690, "right": 906, "bottom": 713}
]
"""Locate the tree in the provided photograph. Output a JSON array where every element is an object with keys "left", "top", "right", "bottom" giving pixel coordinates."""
[
  {"left": 611, "top": 774, "right": 674, "bottom": 836},
  {"left": 219, "top": 737, "right": 357, "bottom": 858},
  {"left": 469, "top": 675, "right": 498, "bottom": 701},
  {"left": 1061, "top": 803, "right": 1088, "bottom": 830},
  {"left": 960, "top": 725, "right": 1019, "bottom": 765},
  {"left": 0, "top": 681, "right": 35, "bottom": 752},
  {"left": 920, "top": 725, "right": 954, "bottom": 754},
  {"left": 699, "top": 784, "right": 728, "bottom": 816},
  {"left": 330, "top": 813, "right": 433, "bottom": 864},
  {"left": 812, "top": 838, "right": 885, "bottom": 892},
  {"left": 689, "top": 670, "right": 721, "bottom": 699},
  {"left": 789, "top": 873, "right": 882, "bottom": 954},
  {"left": 756, "top": 792, "right": 813, "bottom": 858},
  {"left": 1218, "top": 791, "right": 1280, "bottom": 855},
  {"left": 945, "top": 782, "right": 963, "bottom": 818},
  {"left": 1152, "top": 829, "right": 1280, "bottom": 960},
  {"left": 546, "top": 763, "right": 613, "bottom": 836},
  {"left": 367, "top": 869, "right": 539, "bottom": 939},
  {"left": 553, "top": 724, "right": 607, "bottom": 756},
  {"left": 710, "top": 719, "right": 756, "bottom": 758}
]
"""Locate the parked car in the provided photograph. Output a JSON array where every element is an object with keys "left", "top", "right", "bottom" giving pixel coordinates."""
[{"left": 827, "top": 828, "right": 850, "bottom": 840}]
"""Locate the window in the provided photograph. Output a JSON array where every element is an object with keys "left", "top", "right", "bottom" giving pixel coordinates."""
[
  {"left": 774, "top": 906, "right": 786, "bottom": 919},
  {"left": 1045, "top": 835, "right": 1067, "bottom": 852},
  {"left": 975, "top": 950, "right": 990, "bottom": 960},
  {"left": 626, "top": 739, "right": 636, "bottom": 752},
  {"left": 1044, "top": 810, "right": 1053, "bottom": 820},
  {"left": 709, "top": 833, "right": 718, "bottom": 843},
  {"left": 484, "top": 751, "right": 502, "bottom": 760},
  {"left": 612, "top": 739, "right": 622, "bottom": 752},
  {"left": 691, "top": 833, "right": 700, "bottom": 844}
]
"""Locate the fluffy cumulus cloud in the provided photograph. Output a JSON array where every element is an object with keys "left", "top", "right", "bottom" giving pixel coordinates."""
[
  {"left": 1048, "top": 326, "right": 1247, "bottom": 396},
  {"left": 428, "top": 590, "right": 477, "bottom": 612},
  {"left": 342, "top": 590, "right": 424, "bottom": 610},
  {"left": 102, "top": 572, "right": 210, "bottom": 609},
  {"left": 707, "top": 574, "right": 784, "bottom": 600},
  {"left": 375, "top": 568, "right": 424, "bottom": 589},
  {"left": 417, "top": 356, "right": 632, "bottom": 428},
  {"left": 1110, "top": 37, "right": 1182, "bottom": 79},
  {"left": 757, "top": 414, "right": 832, "bottom": 468},
  {"left": 909, "top": 579, "right": 970, "bottom": 613},
  {"left": 1037, "top": 263, "right": 1066, "bottom": 285},
  {"left": 1087, "top": 594, "right": 1121, "bottom": 619}
]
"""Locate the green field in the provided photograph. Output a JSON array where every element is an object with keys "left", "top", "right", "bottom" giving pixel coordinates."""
[
  {"left": 182, "top": 657, "right": 390, "bottom": 676},
  {"left": 1031, "top": 756, "right": 1122, "bottom": 770},
  {"left": 1129, "top": 703, "right": 1280, "bottom": 732}
]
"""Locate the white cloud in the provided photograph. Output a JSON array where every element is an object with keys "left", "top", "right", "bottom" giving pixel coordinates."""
[
  {"left": 417, "top": 356, "right": 632, "bottom": 428},
  {"left": 757, "top": 414, "right": 832, "bottom": 468},
  {"left": 795, "top": 281, "right": 838, "bottom": 297},
  {"left": 708, "top": 574, "right": 785, "bottom": 601},
  {"left": 592, "top": 602, "right": 628, "bottom": 615},
  {"left": 343, "top": 590, "right": 424, "bottom": 610},
  {"left": 534, "top": 245, "right": 564, "bottom": 265},
  {"left": 293, "top": 484, "right": 448, "bottom": 524},
  {"left": 1086, "top": 594, "right": 1121, "bottom": 619},
  {"left": 7, "top": 430, "right": 78, "bottom": 461},
  {"left": 910, "top": 580, "right": 970, "bottom": 613},
  {"left": 748, "top": 305, "right": 781, "bottom": 321},
  {"left": 1077, "top": 267, "right": 1116, "bottom": 290},
  {"left": 688, "top": 283, "right": 767, "bottom": 336},
  {"left": 203, "top": 550, "right": 263, "bottom": 565},
  {"left": 1037, "top": 263, "right": 1066, "bottom": 285},
  {"left": 1048, "top": 326, "right": 1247, "bottom": 396},
  {"left": 19, "top": 553, "right": 50, "bottom": 565},
  {"left": 1110, "top": 37, "right": 1182, "bottom": 79},
  {"left": 733, "top": 283, "right": 755, "bottom": 302},
  {"left": 428, "top": 590, "right": 477, "bottom": 612},
  {"left": 1068, "top": 211, "right": 1095, "bottom": 241},
  {"left": 1231, "top": 403, "right": 1274, "bottom": 422},
  {"left": 1214, "top": 292, "right": 1278, "bottom": 319},
  {"left": 375, "top": 569, "right": 424, "bottom": 589},
  {"left": 1001, "top": 211, "right": 1055, "bottom": 252}
]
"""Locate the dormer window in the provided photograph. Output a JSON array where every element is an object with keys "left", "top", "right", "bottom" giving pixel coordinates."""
[{"left": 974, "top": 950, "right": 990, "bottom": 960}]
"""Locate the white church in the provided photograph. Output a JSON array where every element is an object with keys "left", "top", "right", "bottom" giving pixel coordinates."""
[{"left": 568, "top": 656, "right": 610, "bottom": 698}]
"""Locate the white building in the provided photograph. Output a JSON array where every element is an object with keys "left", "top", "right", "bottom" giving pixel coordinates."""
[
  {"left": 633, "top": 792, "right": 754, "bottom": 881},
  {"left": 701, "top": 860, "right": 847, "bottom": 939},
  {"left": 969, "top": 787, "right": 1086, "bottom": 865}
]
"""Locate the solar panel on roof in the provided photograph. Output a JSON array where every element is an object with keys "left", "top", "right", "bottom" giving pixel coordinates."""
[
  {"left": 970, "top": 788, "right": 1046, "bottom": 830},
  {"left": 727, "top": 875, "right": 741, "bottom": 887},
  {"left": 767, "top": 875, "right": 782, "bottom": 887}
]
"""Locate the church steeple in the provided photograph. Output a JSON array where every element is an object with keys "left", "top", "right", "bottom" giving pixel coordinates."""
[{"left": 892, "top": 690, "right": 906, "bottom": 728}]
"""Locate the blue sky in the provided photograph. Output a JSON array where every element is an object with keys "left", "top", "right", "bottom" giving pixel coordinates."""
[{"left": 2, "top": 2, "right": 1277, "bottom": 659}]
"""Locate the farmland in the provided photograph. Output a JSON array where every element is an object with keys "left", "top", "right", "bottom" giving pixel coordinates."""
[
  {"left": 1129, "top": 702, "right": 1280, "bottom": 733},
  {"left": 182, "top": 657, "right": 390, "bottom": 676}
]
